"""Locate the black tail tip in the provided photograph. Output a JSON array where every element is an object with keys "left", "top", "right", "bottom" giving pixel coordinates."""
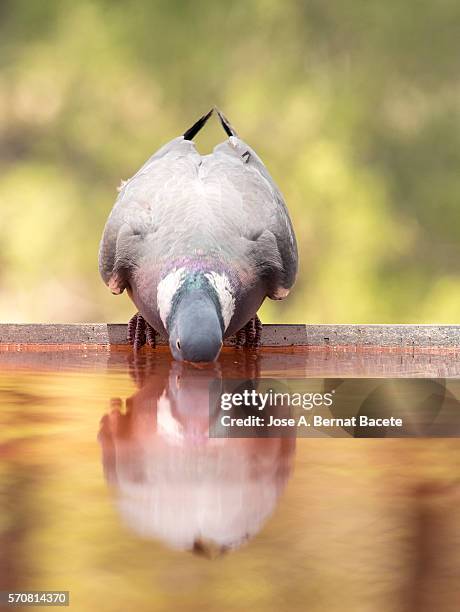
[
  {"left": 183, "top": 108, "right": 214, "bottom": 141},
  {"left": 183, "top": 107, "right": 238, "bottom": 141},
  {"left": 215, "top": 106, "right": 238, "bottom": 138}
]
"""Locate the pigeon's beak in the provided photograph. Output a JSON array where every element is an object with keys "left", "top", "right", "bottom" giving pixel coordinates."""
[
  {"left": 173, "top": 333, "right": 223, "bottom": 363},
  {"left": 182, "top": 342, "right": 223, "bottom": 366}
]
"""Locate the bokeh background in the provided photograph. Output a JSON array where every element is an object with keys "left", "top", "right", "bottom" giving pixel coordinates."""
[{"left": 1, "top": 0, "right": 460, "bottom": 325}]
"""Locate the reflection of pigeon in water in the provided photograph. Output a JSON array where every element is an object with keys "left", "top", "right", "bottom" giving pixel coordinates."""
[
  {"left": 99, "top": 108, "right": 298, "bottom": 362},
  {"left": 99, "top": 361, "right": 295, "bottom": 557}
]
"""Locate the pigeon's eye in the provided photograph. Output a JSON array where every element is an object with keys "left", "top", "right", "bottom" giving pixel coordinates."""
[{"left": 176, "top": 340, "right": 181, "bottom": 350}]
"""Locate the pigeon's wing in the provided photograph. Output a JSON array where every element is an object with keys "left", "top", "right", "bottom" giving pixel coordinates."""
[
  {"left": 99, "top": 110, "right": 215, "bottom": 294},
  {"left": 213, "top": 135, "right": 298, "bottom": 299},
  {"left": 98, "top": 136, "right": 200, "bottom": 294}
]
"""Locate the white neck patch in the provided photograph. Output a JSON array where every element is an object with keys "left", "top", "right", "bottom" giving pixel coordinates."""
[
  {"left": 157, "top": 267, "right": 186, "bottom": 327},
  {"left": 204, "top": 272, "right": 235, "bottom": 330}
]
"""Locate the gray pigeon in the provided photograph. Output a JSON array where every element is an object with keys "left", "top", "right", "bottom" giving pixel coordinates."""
[{"left": 99, "top": 108, "right": 298, "bottom": 362}]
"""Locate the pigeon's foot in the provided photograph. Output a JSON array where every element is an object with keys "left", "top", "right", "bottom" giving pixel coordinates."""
[
  {"left": 127, "top": 312, "right": 158, "bottom": 350},
  {"left": 234, "top": 315, "right": 263, "bottom": 349}
]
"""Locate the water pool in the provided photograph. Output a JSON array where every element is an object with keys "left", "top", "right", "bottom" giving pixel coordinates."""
[{"left": 0, "top": 346, "right": 459, "bottom": 611}]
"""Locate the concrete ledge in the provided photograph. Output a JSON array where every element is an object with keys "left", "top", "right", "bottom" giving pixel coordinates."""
[{"left": 0, "top": 324, "right": 460, "bottom": 348}]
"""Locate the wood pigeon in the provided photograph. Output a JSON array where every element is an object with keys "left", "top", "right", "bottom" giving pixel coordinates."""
[{"left": 99, "top": 108, "right": 298, "bottom": 362}]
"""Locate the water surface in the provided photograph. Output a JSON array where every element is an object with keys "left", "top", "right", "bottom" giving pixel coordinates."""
[{"left": 0, "top": 346, "right": 459, "bottom": 611}]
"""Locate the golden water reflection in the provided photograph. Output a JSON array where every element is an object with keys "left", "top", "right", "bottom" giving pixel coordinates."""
[{"left": 0, "top": 347, "right": 459, "bottom": 611}]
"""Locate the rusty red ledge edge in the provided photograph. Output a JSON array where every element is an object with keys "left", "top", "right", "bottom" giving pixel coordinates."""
[{"left": 0, "top": 324, "right": 460, "bottom": 348}]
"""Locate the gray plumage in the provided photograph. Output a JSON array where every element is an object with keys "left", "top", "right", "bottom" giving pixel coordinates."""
[{"left": 99, "top": 109, "right": 298, "bottom": 360}]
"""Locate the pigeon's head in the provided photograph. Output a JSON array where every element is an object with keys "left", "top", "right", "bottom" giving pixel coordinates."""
[{"left": 169, "top": 292, "right": 223, "bottom": 362}]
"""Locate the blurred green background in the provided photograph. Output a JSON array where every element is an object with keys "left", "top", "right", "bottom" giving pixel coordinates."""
[{"left": 1, "top": 0, "right": 460, "bottom": 325}]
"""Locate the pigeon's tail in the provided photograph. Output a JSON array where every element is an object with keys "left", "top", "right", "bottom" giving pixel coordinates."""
[
  {"left": 183, "top": 109, "right": 214, "bottom": 141},
  {"left": 215, "top": 107, "right": 238, "bottom": 138}
]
